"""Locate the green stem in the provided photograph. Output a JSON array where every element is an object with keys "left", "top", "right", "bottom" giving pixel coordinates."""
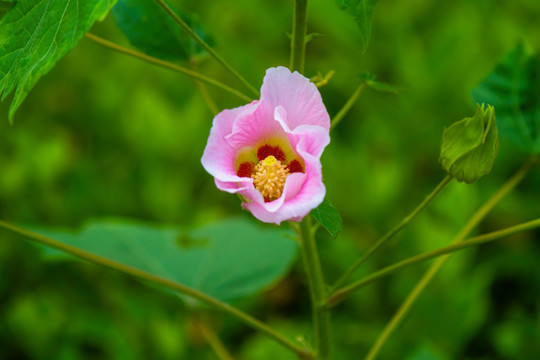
[
  {"left": 365, "top": 156, "right": 537, "bottom": 360},
  {"left": 298, "top": 216, "right": 331, "bottom": 359},
  {"left": 84, "top": 33, "right": 252, "bottom": 103},
  {"left": 0, "top": 220, "right": 313, "bottom": 360},
  {"left": 329, "top": 217, "right": 540, "bottom": 306},
  {"left": 290, "top": 0, "right": 309, "bottom": 73},
  {"left": 330, "top": 83, "right": 367, "bottom": 131},
  {"left": 195, "top": 317, "right": 235, "bottom": 360},
  {"left": 331, "top": 175, "right": 453, "bottom": 291},
  {"left": 190, "top": 59, "right": 219, "bottom": 115},
  {"left": 154, "top": 0, "right": 259, "bottom": 97}
]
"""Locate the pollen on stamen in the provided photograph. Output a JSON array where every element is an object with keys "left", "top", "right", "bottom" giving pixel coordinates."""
[{"left": 252, "top": 155, "right": 289, "bottom": 201}]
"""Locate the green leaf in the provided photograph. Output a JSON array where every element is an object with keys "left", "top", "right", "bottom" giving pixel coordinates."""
[
  {"left": 471, "top": 43, "right": 540, "bottom": 154},
  {"left": 336, "top": 0, "right": 378, "bottom": 52},
  {"left": 112, "top": 0, "right": 213, "bottom": 61},
  {"left": 360, "top": 72, "right": 404, "bottom": 94},
  {"left": 311, "top": 198, "right": 342, "bottom": 239},
  {"left": 0, "top": 0, "right": 116, "bottom": 124},
  {"left": 36, "top": 218, "right": 298, "bottom": 303},
  {"left": 0, "top": 1, "right": 15, "bottom": 20}
]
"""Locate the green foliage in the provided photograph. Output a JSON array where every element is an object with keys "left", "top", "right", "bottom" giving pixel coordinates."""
[
  {"left": 405, "top": 345, "right": 451, "bottom": 360},
  {"left": 2, "top": 0, "right": 540, "bottom": 358},
  {"left": 0, "top": 1, "right": 14, "bottom": 19},
  {"left": 0, "top": 0, "right": 116, "bottom": 124},
  {"left": 360, "top": 72, "right": 403, "bottom": 94},
  {"left": 440, "top": 104, "right": 499, "bottom": 184},
  {"left": 112, "top": 0, "right": 212, "bottom": 61},
  {"left": 37, "top": 218, "right": 298, "bottom": 302},
  {"left": 335, "top": 0, "right": 378, "bottom": 52},
  {"left": 311, "top": 198, "right": 342, "bottom": 239},
  {"left": 472, "top": 44, "right": 540, "bottom": 154}
]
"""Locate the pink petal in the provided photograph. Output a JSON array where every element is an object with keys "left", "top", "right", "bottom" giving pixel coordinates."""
[
  {"left": 215, "top": 178, "right": 252, "bottom": 194},
  {"left": 260, "top": 66, "right": 330, "bottom": 131},
  {"left": 201, "top": 101, "right": 258, "bottom": 182},
  {"left": 274, "top": 106, "right": 330, "bottom": 159},
  {"left": 264, "top": 172, "right": 306, "bottom": 212},
  {"left": 225, "top": 104, "right": 285, "bottom": 150}
]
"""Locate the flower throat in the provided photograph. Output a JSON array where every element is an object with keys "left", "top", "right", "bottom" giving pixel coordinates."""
[{"left": 252, "top": 156, "right": 289, "bottom": 200}]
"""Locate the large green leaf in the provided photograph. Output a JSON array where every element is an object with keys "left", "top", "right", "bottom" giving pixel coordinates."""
[
  {"left": 36, "top": 218, "right": 298, "bottom": 303},
  {"left": 471, "top": 44, "right": 540, "bottom": 154},
  {"left": 0, "top": 0, "right": 116, "bottom": 124},
  {"left": 112, "top": 0, "right": 212, "bottom": 61},
  {"left": 335, "top": 0, "right": 378, "bottom": 52}
]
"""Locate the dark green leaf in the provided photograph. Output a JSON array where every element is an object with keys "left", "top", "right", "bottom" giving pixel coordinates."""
[
  {"left": 112, "top": 0, "right": 213, "bottom": 61},
  {"left": 0, "top": 1, "right": 15, "bottom": 20},
  {"left": 36, "top": 218, "right": 298, "bottom": 303},
  {"left": 360, "top": 72, "right": 404, "bottom": 94},
  {"left": 471, "top": 43, "right": 540, "bottom": 154},
  {"left": 311, "top": 198, "right": 342, "bottom": 239},
  {"left": 336, "top": 0, "right": 378, "bottom": 52},
  {"left": 0, "top": 0, "right": 116, "bottom": 124}
]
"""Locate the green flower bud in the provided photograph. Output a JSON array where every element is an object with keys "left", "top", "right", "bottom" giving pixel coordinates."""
[{"left": 439, "top": 104, "right": 499, "bottom": 184}]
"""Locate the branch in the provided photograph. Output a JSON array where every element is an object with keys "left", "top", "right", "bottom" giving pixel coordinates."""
[
  {"left": 364, "top": 156, "right": 537, "bottom": 360},
  {"left": 329, "top": 217, "right": 540, "bottom": 306},
  {"left": 331, "top": 175, "right": 452, "bottom": 291},
  {"left": 85, "top": 33, "right": 252, "bottom": 103},
  {"left": 154, "top": 0, "right": 259, "bottom": 97}
]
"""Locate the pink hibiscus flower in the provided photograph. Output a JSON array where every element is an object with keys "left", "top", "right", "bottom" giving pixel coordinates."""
[{"left": 201, "top": 66, "right": 331, "bottom": 224}]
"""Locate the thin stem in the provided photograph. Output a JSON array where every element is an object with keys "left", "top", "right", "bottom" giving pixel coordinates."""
[
  {"left": 330, "top": 83, "right": 366, "bottom": 131},
  {"left": 331, "top": 175, "right": 453, "bottom": 291},
  {"left": 154, "top": 0, "right": 259, "bottom": 97},
  {"left": 196, "top": 79, "right": 219, "bottom": 115},
  {"left": 297, "top": 216, "right": 331, "bottom": 359},
  {"left": 329, "top": 217, "right": 540, "bottom": 306},
  {"left": 190, "top": 60, "right": 219, "bottom": 115},
  {"left": 196, "top": 317, "right": 235, "bottom": 360},
  {"left": 84, "top": 33, "right": 252, "bottom": 103},
  {"left": 290, "top": 0, "right": 309, "bottom": 73},
  {"left": 365, "top": 156, "right": 537, "bottom": 360},
  {"left": 0, "top": 220, "right": 313, "bottom": 360}
]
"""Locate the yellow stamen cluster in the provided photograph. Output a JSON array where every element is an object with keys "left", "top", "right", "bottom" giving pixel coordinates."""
[{"left": 252, "top": 156, "right": 289, "bottom": 200}]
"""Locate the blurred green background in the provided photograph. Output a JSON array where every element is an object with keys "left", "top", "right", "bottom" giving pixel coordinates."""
[{"left": 1, "top": 0, "right": 540, "bottom": 359}]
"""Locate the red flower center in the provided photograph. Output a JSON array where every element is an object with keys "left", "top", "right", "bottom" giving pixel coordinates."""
[{"left": 236, "top": 143, "right": 304, "bottom": 202}]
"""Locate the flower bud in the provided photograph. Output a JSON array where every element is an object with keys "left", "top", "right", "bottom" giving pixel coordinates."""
[{"left": 439, "top": 104, "right": 499, "bottom": 184}]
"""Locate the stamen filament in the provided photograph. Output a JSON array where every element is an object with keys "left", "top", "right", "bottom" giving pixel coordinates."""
[{"left": 252, "top": 156, "right": 289, "bottom": 201}]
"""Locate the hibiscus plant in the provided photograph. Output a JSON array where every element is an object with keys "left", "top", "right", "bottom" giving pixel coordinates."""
[{"left": 1, "top": 1, "right": 540, "bottom": 359}]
